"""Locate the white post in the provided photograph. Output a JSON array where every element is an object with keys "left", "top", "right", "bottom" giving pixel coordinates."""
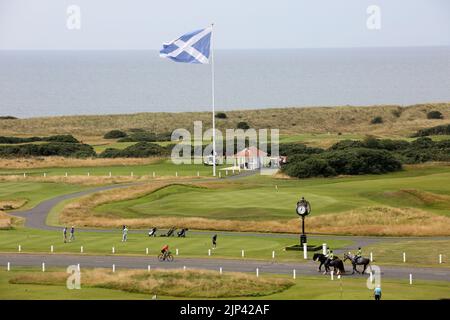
[
  {"left": 23, "top": 173, "right": 26, "bottom": 178},
  {"left": 112, "top": 264, "right": 115, "bottom": 273},
  {"left": 18, "top": 245, "right": 21, "bottom": 252},
  {"left": 42, "top": 262, "right": 45, "bottom": 272},
  {"left": 369, "top": 271, "right": 373, "bottom": 283},
  {"left": 293, "top": 269, "right": 296, "bottom": 279},
  {"left": 65, "top": 172, "right": 68, "bottom": 177},
  {"left": 44, "top": 172, "right": 47, "bottom": 178},
  {"left": 109, "top": 172, "right": 112, "bottom": 177},
  {"left": 409, "top": 274, "right": 412, "bottom": 285},
  {"left": 176, "top": 248, "right": 179, "bottom": 256},
  {"left": 146, "top": 248, "right": 149, "bottom": 255},
  {"left": 370, "top": 252, "right": 373, "bottom": 262},
  {"left": 272, "top": 251, "right": 275, "bottom": 259},
  {"left": 80, "top": 246, "right": 83, "bottom": 253},
  {"left": 219, "top": 267, "right": 222, "bottom": 275},
  {"left": 131, "top": 172, "right": 133, "bottom": 177},
  {"left": 112, "top": 246, "right": 115, "bottom": 254},
  {"left": 211, "top": 23, "right": 216, "bottom": 177},
  {"left": 322, "top": 243, "right": 327, "bottom": 255},
  {"left": 256, "top": 268, "right": 259, "bottom": 277},
  {"left": 153, "top": 172, "right": 155, "bottom": 178},
  {"left": 226, "top": 170, "right": 228, "bottom": 176},
  {"left": 77, "top": 264, "right": 80, "bottom": 272},
  {"left": 176, "top": 171, "right": 178, "bottom": 177},
  {"left": 50, "top": 245, "right": 54, "bottom": 253},
  {"left": 303, "top": 243, "right": 308, "bottom": 259},
  {"left": 87, "top": 172, "right": 90, "bottom": 177},
  {"left": 197, "top": 171, "right": 200, "bottom": 177},
  {"left": 218, "top": 171, "right": 221, "bottom": 178},
  {"left": 403, "top": 252, "right": 406, "bottom": 263},
  {"left": 330, "top": 270, "right": 334, "bottom": 281},
  {"left": 208, "top": 249, "right": 211, "bottom": 256},
  {"left": 7, "top": 262, "right": 10, "bottom": 271},
  {"left": 439, "top": 254, "right": 442, "bottom": 264},
  {"left": 183, "top": 266, "right": 186, "bottom": 271},
  {"left": 148, "top": 265, "right": 151, "bottom": 272},
  {"left": 241, "top": 249, "right": 245, "bottom": 258}
]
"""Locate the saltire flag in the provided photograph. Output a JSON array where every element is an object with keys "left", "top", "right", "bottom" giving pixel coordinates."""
[{"left": 160, "top": 26, "right": 212, "bottom": 64}]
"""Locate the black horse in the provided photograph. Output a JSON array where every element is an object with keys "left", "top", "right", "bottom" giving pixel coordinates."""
[{"left": 313, "top": 253, "right": 345, "bottom": 274}]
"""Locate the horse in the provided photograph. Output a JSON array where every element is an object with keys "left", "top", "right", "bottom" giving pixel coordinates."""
[
  {"left": 313, "top": 253, "right": 346, "bottom": 274},
  {"left": 343, "top": 252, "right": 371, "bottom": 274}
]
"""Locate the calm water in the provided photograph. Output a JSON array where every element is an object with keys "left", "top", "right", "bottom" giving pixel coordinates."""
[{"left": 0, "top": 47, "right": 449, "bottom": 118}]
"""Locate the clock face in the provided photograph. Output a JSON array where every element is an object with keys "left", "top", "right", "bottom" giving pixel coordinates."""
[{"left": 297, "top": 205, "right": 306, "bottom": 215}]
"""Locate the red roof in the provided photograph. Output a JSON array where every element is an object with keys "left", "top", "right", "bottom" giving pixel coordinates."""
[{"left": 234, "top": 146, "right": 267, "bottom": 157}]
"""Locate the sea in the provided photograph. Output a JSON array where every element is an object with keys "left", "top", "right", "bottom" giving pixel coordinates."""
[{"left": 0, "top": 47, "right": 449, "bottom": 118}]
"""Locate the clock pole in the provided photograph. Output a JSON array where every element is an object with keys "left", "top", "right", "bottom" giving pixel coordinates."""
[{"left": 296, "top": 197, "right": 310, "bottom": 247}]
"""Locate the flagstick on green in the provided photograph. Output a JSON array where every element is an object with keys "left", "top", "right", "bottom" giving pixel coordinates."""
[{"left": 210, "top": 23, "right": 216, "bottom": 177}]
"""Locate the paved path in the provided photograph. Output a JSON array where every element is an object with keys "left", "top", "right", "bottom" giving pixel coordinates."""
[{"left": 1, "top": 253, "right": 449, "bottom": 281}]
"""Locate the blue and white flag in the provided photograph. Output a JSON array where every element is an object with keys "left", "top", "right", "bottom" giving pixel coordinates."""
[{"left": 160, "top": 26, "right": 212, "bottom": 64}]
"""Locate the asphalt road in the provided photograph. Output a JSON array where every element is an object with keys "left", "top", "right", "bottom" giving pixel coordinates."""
[{"left": 1, "top": 253, "right": 449, "bottom": 282}]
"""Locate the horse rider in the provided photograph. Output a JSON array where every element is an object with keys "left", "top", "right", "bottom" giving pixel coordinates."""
[
  {"left": 325, "top": 250, "right": 334, "bottom": 268},
  {"left": 354, "top": 247, "right": 362, "bottom": 263}
]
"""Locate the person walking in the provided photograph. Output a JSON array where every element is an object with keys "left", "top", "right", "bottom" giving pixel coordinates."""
[
  {"left": 69, "top": 226, "right": 75, "bottom": 242},
  {"left": 63, "top": 226, "right": 67, "bottom": 243},
  {"left": 212, "top": 234, "right": 217, "bottom": 249},
  {"left": 122, "top": 225, "right": 128, "bottom": 242},
  {"left": 374, "top": 285, "right": 382, "bottom": 300}
]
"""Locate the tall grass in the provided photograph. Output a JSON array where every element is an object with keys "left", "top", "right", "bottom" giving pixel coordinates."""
[{"left": 10, "top": 268, "right": 294, "bottom": 298}]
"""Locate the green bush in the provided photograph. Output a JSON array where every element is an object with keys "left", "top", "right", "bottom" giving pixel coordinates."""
[
  {"left": 0, "top": 143, "right": 95, "bottom": 158},
  {"left": 99, "top": 142, "right": 169, "bottom": 158},
  {"left": 370, "top": 116, "right": 383, "bottom": 124},
  {"left": 0, "top": 134, "right": 78, "bottom": 144},
  {"left": 118, "top": 132, "right": 171, "bottom": 142},
  {"left": 413, "top": 124, "right": 450, "bottom": 137},
  {"left": 283, "top": 157, "right": 335, "bottom": 178},
  {"left": 236, "top": 122, "right": 250, "bottom": 130},
  {"left": 427, "top": 110, "right": 444, "bottom": 120},
  {"left": 215, "top": 112, "right": 227, "bottom": 119},
  {"left": 103, "top": 130, "right": 127, "bottom": 139}
]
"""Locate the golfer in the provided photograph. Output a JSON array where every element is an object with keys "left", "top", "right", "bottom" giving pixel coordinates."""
[
  {"left": 63, "top": 226, "right": 67, "bottom": 243},
  {"left": 212, "top": 234, "right": 217, "bottom": 249},
  {"left": 69, "top": 226, "right": 75, "bottom": 242},
  {"left": 122, "top": 225, "right": 128, "bottom": 242}
]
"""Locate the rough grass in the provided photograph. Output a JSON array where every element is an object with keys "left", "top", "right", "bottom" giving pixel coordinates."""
[
  {"left": 0, "top": 157, "right": 160, "bottom": 169},
  {"left": 59, "top": 183, "right": 450, "bottom": 236},
  {"left": 0, "top": 199, "right": 27, "bottom": 210},
  {"left": 9, "top": 269, "right": 294, "bottom": 298},
  {"left": 1, "top": 103, "right": 449, "bottom": 140}
]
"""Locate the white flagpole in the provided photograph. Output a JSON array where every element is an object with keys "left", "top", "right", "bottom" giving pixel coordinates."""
[{"left": 211, "top": 23, "right": 216, "bottom": 177}]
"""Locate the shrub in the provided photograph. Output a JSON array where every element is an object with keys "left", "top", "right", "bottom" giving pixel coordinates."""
[
  {"left": 370, "top": 116, "right": 383, "bottom": 124},
  {"left": 104, "top": 130, "right": 127, "bottom": 139},
  {"left": 0, "top": 134, "right": 78, "bottom": 144},
  {"left": 236, "top": 121, "right": 250, "bottom": 130},
  {"left": 0, "top": 143, "right": 95, "bottom": 158},
  {"left": 215, "top": 112, "right": 227, "bottom": 119},
  {"left": 413, "top": 124, "right": 450, "bottom": 137},
  {"left": 0, "top": 116, "right": 18, "bottom": 120},
  {"left": 99, "top": 142, "right": 169, "bottom": 158},
  {"left": 283, "top": 157, "right": 335, "bottom": 178},
  {"left": 45, "top": 135, "right": 79, "bottom": 143},
  {"left": 427, "top": 110, "right": 444, "bottom": 120},
  {"left": 118, "top": 132, "right": 171, "bottom": 142}
]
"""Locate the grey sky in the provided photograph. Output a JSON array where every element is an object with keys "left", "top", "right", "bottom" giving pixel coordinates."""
[{"left": 0, "top": 0, "right": 449, "bottom": 50}]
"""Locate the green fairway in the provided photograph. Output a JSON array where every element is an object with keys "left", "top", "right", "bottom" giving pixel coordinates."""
[
  {"left": 0, "top": 159, "right": 224, "bottom": 178},
  {"left": 0, "top": 268, "right": 448, "bottom": 300},
  {"left": 94, "top": 165, "right": 450, "bottom": 221},
  {"left": 0, "top": 182, "right": 88, "bottom": 211},
  {"left": 0, "top": 228, "right": 351, "bottom": 262}
]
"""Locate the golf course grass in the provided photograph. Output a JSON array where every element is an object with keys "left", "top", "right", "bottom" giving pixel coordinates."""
[
  {"left": 0, "top": 267, "right": 448, "bottom": 300},
  {"left": 0, "top": 159, "right": 224, "bottom": 178},
  {"left": 94, "top": 164, "right": 450, "bottom": 221},
  {"left": 0, "top": 227, "right": 351, "bottom": 261}
]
